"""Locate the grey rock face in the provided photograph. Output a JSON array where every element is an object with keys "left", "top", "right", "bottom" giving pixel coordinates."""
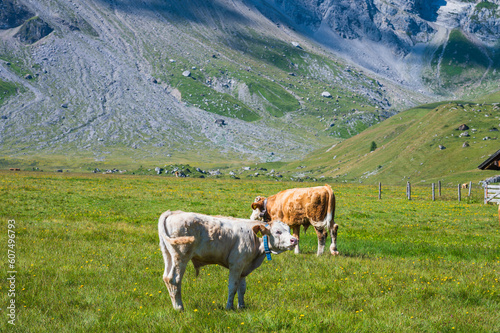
[
  {"left": 0, "top": 0, "right": 33, "bottom": 29},
  {"left": 464, "top": 4, "right": 500, "bottom": 42},
  {"left": 264, "top": 0, "right": 436, "bottom": 54},
  {"left": 15, "top": 17, "right": 54, "bottom": 45},
  {"left": 260, "top": 0, "right": 499, "bottom": 53}
]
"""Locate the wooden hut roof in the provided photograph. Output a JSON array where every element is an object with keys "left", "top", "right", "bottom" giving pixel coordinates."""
[{"left": 478, "top": 148, "right": 500, "bottom": 170}]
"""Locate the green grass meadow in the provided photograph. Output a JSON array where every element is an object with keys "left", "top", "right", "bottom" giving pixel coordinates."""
[{"left": 1, "top": 171, "right": 499, "bottom": 332}]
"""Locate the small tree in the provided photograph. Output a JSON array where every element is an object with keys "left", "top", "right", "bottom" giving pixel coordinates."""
[{"left": 370, "top": 141, "right": 377, "bottom": 152}]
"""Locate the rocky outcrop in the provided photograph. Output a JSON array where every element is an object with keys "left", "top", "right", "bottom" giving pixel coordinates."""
[
  {"left": 464, "top": 1, "right": 500, "bottom": 42},
  {"left": 0, "top": 0, "right": 53, "bottom": 44},
  {"left": 15, "top": 16, "right": 53, "bottom": 44},
  {"left": 0, "top": 0, "right": 33, "bottom": 29},
  {"left": 262, "top": 0, "right": 436, "bottom": 55}
]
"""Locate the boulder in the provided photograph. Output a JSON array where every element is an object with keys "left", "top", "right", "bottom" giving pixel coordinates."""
[
  {"left": 215, "top": 119, "right": 226, "bottom": 126},
  {"left": 459, "top": 131, "right": 469, "bottom": 137}
]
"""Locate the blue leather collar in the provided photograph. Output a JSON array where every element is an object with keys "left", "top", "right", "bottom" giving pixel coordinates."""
[{"left": 263, "top": 223, "right": 272, "bottom": 261}]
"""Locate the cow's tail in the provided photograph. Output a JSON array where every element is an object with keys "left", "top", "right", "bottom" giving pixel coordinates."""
[
  {"left": 158, "top": 210, "right": 195, "bottom": 246},
  {"left": 325, "top": 184, "right": 339, "bottom": 255},
  {"left": 325, "top": 184, "right": 336, "bottom": 228}
]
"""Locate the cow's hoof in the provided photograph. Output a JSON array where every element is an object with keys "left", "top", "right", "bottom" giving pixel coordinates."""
[{"left": 330, "top": 250, "right": 339, "bottom": 256}]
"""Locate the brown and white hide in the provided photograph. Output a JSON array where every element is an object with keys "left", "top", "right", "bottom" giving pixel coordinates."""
[{"left": 250, "top": 184, "right": 338, "bottom": 256}]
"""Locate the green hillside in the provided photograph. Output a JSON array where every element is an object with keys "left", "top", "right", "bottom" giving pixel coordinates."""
[
  {"left": 423, "top": 29, "right": 500, "bottom": 97},
  {"left": 0, "top": 79, "right": 18, "bottom": 105},
  {"left": 439, "top": 30, "right": 491, "bottom": 89},
  {"left": 283, "top": 92, "right": 500, "bottom": 185}
]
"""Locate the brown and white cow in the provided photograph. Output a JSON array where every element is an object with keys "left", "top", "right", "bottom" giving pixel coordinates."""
[
  {"left": 250, "top": 184, "right": 338, "bottom": 256},
  {"left": 158, "top": 210, "right": 297, "bottom": 311}
]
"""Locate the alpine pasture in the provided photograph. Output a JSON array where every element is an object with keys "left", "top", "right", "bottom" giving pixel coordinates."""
[{"left": 0, "top": 171, "right": 499, "bottom": 332}]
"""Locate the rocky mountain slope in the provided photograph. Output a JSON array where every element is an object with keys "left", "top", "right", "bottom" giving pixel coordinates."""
[
  {"left": 256, "top": 0, "right": 500, "bottom": 93},
  {"left": 0, "top": 0, "right": 498, "bottom": 169}
]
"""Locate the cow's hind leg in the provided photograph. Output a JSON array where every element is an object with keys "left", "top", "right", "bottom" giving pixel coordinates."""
[
  {"left": 314, "top": 227, "right": 328, "bottom": 256},
  {"left": 292, "top": 225, "right": 301, "bottom": 254},
  {"left": 160, "top": 242, "right": 177, "bottom": 307},
  {"left": 329, "top": 223, "right": 339, "bottom": 255},
  {"left": 162, "top": 248, "right": 188, "bottom": 311}
]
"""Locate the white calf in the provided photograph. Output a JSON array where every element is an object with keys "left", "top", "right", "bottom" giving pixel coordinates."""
[{"left": 158, "top": 210, "right": 297, "bottom": 310}]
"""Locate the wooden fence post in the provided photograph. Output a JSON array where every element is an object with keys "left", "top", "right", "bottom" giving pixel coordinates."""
[
  {"left": 468, "top": 181, "right": 472, "bottom": 197},
  {"left": 458, "top": 184, "right": 461, "bottom": 202},
  {"left": 485, "top": 184, "right": 488, "bottom": 204},
  {"left": 407, "top": 181, "right": 411, "bottom": 200},
  {"left": 438, "top": 181, "right": 441, "bottom": 197},
  {"left": 378, "top": 182, "right": 382, "bottom": 200},
  {"left": 432, "top": 183, "right": 435, "bottom": 201}
]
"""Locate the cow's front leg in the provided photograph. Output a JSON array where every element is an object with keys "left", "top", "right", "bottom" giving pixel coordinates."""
[
  {"left": 315, "top": 227, "right": 328, "bottom": 256},
  {"left": 237, "top": 277, "right": 246, "bottom": 309},
  {"left": 226, "top": 268, "right": 243, "bottom": 310},
  {"left": 329, "top": 223, "right": 339, "bottom": 255},
  {"left": 293, "top": 225, "right": 301, "bottom": 254}
]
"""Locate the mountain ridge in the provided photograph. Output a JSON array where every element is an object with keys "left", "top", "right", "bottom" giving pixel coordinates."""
[{"left": 0, "top": 0, "right": 499, "bottom": 170}]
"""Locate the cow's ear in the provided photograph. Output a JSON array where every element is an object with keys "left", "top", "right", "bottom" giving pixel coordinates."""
[
  {"left": 252, "top": 224, "right": 270, "bottom": 237},
  {"left": 252, "top": 224, "right": 262, "bottom": 237},
  {"left": 251, "top": 202, "right": 261, "bottom": 210}
]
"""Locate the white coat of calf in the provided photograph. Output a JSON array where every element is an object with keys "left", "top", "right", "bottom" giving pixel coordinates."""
[{"left": 158, "top": 210, "right": 297, "bottom": 311}]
